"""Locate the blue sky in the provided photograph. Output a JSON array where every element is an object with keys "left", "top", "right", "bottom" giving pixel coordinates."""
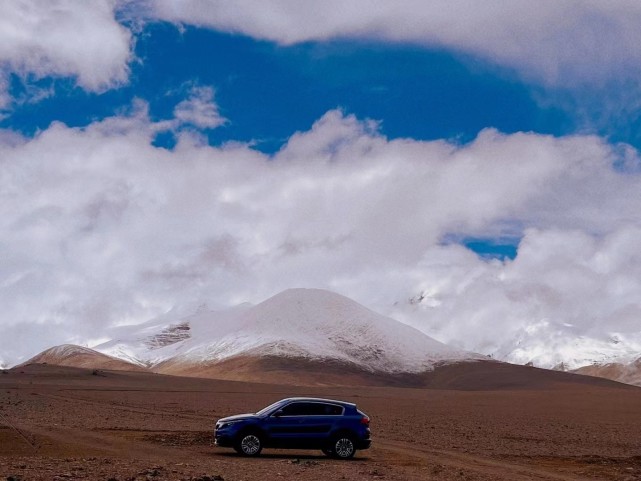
[
  {"left": 3, "top": 1, "right": 641, "bottom": 364},
  {"left": 3, "top": 22, "right": 573, "bottom": 156}
]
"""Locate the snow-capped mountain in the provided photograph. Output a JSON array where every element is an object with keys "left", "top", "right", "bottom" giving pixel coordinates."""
[
  {"left": 492, "top": 327, "right": 641, "bottom": 371},
  {"left": 95, "top": 288, "right": 480, "bottom": 375},
  {"left": 394, "top": 293, "right": 641, "bottom": 375}
]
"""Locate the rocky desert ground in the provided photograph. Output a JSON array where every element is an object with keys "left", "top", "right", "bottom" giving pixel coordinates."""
[{"left": 2, "top": 363, "right": 641, "bottom": 481}]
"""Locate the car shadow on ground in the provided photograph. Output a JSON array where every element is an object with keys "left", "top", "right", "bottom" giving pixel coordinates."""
[{"left": 214, "top": 452, "right": 369, "bottom": 461}]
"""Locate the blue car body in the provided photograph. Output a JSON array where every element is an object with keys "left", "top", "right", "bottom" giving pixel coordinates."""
[{"left": 214, "top": 397, "right": 371, "bottom": 458}]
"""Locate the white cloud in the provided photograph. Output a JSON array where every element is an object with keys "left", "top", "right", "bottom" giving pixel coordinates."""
[
  {"left": 150, "top": 0, "right": 641, "bottom": 87},
  {"left": 173, "top": 85, "right": 226, "bottom": 129},
  {"left": 0, "top": 0, "right": 132, "bottom": 103},
  {"left": 386, "top": 226, "right": 641, "bottom": 369},
  {"left": 2, "top": 108, "right": 641, "bottom": 366}
]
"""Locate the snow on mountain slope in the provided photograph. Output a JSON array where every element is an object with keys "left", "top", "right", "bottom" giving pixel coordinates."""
[
  {"left": 96, "top": 288, "right": 480, "bottom": 374},
  {"left": 394, "top": 295, "right": 641, "bottom": 373},
  {"left": 489, "top": 322, "right": 641, "bottom": 371},
  {"left": 20, "top": 344, "right": 147, "bottom": 371},
  {"left": 95, "top": 302, "right": 252, "bottom": 366}
]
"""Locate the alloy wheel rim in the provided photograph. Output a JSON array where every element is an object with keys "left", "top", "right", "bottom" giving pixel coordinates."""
[
  {"left": 241, "top": 435, "right": 260, "bottom": 454},
  {"left": 335, "top": 438, "right": 354, "bottom": 458}
]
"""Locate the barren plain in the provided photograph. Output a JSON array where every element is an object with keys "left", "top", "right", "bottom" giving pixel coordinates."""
[{"left": 1, "top": 363, "right": 641, "bottom": 481}]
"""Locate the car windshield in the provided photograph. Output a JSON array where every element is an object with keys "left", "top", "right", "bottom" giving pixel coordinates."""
[{"left": 256, "top": 400, "right": 287, "bottom": 416}]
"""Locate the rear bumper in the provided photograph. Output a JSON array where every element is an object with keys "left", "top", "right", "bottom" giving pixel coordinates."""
[{"left": 356, "top": 438, "right": 372, "bottom": 450}]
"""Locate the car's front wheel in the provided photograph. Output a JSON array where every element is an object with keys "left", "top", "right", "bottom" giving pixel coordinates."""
[
  {"left": 332, "top": 436, "right": 355, "bottom": 459},
  {"left": 234, "top": 432, "right": 263, "bottom": 456}
]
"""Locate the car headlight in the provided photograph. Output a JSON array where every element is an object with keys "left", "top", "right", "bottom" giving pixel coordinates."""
[{"left": 217, "top": 420, "right": 242, "bottom": 429}]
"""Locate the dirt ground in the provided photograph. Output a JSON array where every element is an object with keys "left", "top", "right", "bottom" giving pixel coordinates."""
[{"left": 2, "top": 364, "right": 641, "bottom": 481}]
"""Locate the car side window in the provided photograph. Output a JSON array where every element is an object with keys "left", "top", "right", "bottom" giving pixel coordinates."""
[
  {"left": 321, "top": 403, "right": 343, "bottom": 415},
  {"left": 304, "top": 403, "right": 327, "bottom": 415},
  {"left": 280, "top": 402, "right": 310, "bottom": 416},
  {"left": 279, "top": 402, "right": 344, "bottom": 416}
]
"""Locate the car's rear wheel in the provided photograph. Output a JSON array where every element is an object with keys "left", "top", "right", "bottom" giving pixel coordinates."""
[
  {"left": 332, "top": 436, "right": 355, "bottom": 459},
  {"left": 235, "top": 433, "right": 262, "bottom": 456}
]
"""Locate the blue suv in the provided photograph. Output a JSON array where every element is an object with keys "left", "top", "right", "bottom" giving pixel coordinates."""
[{"left": 214, "top": 397, "right": 371, "bottom": 459}]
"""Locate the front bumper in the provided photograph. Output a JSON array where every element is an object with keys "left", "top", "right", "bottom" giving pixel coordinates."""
[{"left": 214, "top": 429, "right": 235, "bottom": 447}]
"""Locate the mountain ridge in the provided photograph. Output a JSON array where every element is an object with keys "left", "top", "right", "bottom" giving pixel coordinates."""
[
  {"left": 18, "top": 288, "right": 640, "bottom": 388},
  {"left": 95, "top": 288, "right": 482, "bottom": 375},
  {"left": 20, "top": 344, "right": 147, "bottom": 372}
]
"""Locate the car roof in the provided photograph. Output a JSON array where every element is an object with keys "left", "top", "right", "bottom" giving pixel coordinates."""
[{"left": 278, "top": 397, "right": 356, "bottom": 408}]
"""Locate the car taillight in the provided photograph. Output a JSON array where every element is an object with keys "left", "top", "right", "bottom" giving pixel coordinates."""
[{"left": 360, "top": 416, "right": 370, "bottom": 425}]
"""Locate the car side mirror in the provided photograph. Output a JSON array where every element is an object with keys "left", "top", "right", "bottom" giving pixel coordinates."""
[{"left": 273, "top": 410, "right": 284, "bottom": 417}]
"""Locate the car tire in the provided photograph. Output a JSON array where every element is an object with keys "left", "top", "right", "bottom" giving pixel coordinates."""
[
  {"left": 331, "top": 435, "right": 356, "bottom": 459},
  {"left": 235, "top": 432, "right": 263, "bottom": 456}
]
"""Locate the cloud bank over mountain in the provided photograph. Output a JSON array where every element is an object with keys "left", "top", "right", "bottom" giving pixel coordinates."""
[{"left": 1, "top": 106, "right": 640, "bottom": 365}]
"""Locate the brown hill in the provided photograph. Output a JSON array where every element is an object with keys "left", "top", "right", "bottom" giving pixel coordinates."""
[
  {"left": 153, "top": 354, "right": 632, "bottom": 390},
  {"left": 20, "top": 344, "right": 147, "bottom": 372},
  {"left": 573, "top": 358, "right": 641, "bottom": 387},
  {"left": 153, "top": 354, "right": 427, "bottom": 387}
]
